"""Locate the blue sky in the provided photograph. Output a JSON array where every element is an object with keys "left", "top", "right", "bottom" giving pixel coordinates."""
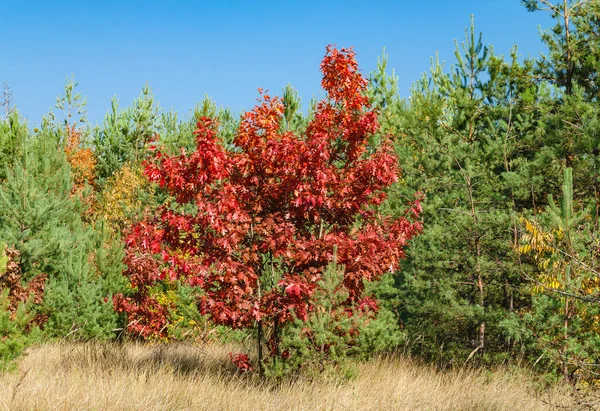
[{"left": 1, "top": 1, "right": 551, "bottom": 125}]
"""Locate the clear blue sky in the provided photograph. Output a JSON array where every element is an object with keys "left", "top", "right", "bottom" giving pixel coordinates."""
[{"left": 0, "top": 1, "right": 551, "bottom": 125}]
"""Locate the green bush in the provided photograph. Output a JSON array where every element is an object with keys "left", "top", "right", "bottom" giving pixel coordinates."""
[
  {"left": 0, "top": 291, "right": 41, "bottom": 371},
  {"left": 265, "top": 260, "right": 404, "bottom": 380},
  {"left": 0, "top": 116, "right": 126, "bottom": 341}
]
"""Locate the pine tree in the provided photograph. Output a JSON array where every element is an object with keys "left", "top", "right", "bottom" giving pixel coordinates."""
[
  {"left": 0, "top": 290, "right": 41, "bottom": 370},
  {"left": 281, "top": 83, "right": 307, "bottom": 134},
  {"left": 0, "top": 110, "right": 27, "bottom": 180},
  {"left": 0, "top": 113, "right": 126, "bottom": 340},
  {"left": 376, "top": 18, "right": 542, "bottom": 365},
  {"left": 93, "top": 85, "right": 159, "bottom": 184},
  {"left": 522, "top": 0, "right": 600, "bottom": 197},
  {"left": 523, "top": 0, "right": 600, "bottom": 97}
]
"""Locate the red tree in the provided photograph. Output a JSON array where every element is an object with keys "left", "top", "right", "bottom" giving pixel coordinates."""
[{"left": 115, "top": 46, "right": 421, "bottom": 373}]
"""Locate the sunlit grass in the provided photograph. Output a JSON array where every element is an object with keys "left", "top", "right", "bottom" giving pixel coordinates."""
[{"left": 0, "top": 342, "right": 573, "bottom": 410}]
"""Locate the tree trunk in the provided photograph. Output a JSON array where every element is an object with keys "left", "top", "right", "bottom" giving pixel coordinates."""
[{"left": 257, "top": 319, "right": 264, "bottom": 377}]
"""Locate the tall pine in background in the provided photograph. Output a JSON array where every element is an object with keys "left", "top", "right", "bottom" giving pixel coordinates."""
[{"left": 373, "top": 18, "right": 545, "bottom": 365}]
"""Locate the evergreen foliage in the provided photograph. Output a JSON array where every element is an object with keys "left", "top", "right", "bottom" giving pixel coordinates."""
[
  {"left": 0, "top": 290, "right": 41, "bottom": 371},
  {"left": 268, "top": 253, "right": 404, "bottom": 379},
  {"left": 374, "top": 19, "right": 537, "bottom": 365},
  {"left": 93, "top": 85, "right": 159, "bottom": 184},
  {"left": 0, "top": 243, "right": 41, "bottom": 370},
  {"left": 364, "top": 5, "right": 600, "bottom": 382},
  {"left": 0, "top": 112, "right": 125, "bottom": 341}
]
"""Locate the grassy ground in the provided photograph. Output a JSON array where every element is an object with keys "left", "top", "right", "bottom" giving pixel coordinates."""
[{"left": 0, "top": 342, "right": 575, "bottom": 410}]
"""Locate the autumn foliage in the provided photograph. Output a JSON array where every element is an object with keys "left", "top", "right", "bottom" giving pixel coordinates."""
[
  {"left": 0, "top": 245, "right": 46, "bottom": 324},
  {"left": 65, "top": 125, "right": 96, "bottom": 190},
  {"left": 64, "top": 125, "right": 97, "bottom": 219},
  {"left": 115, "top": 46, "right": 421, "bottom": 369}
]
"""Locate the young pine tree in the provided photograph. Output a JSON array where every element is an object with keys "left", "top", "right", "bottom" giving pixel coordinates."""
[
  {"left": 376, "top": 19, "right": 542, "bottom": 365},
  {"left": 0, "top": 113, "right": 126, "bottom": 341}
]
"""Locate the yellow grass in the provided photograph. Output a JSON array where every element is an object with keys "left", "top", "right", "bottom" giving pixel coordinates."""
[{"left": 0, "top": 342, "right": 573, "bottom": 410}]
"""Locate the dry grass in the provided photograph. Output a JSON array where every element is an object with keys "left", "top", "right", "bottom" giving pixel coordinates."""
[{"left": 0, "top": 342, "right": 573, "bottom": 410}]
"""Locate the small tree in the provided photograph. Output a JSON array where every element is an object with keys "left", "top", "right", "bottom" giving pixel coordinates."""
[
  {"left": 117, "top": 46, "right": 422, "bottom": 375},
  {"left": 519, "top": 168, "right": 600, "bottom": 383},
  {"left": 0, "top": 113, "right": 126, "bottom": 341}
]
